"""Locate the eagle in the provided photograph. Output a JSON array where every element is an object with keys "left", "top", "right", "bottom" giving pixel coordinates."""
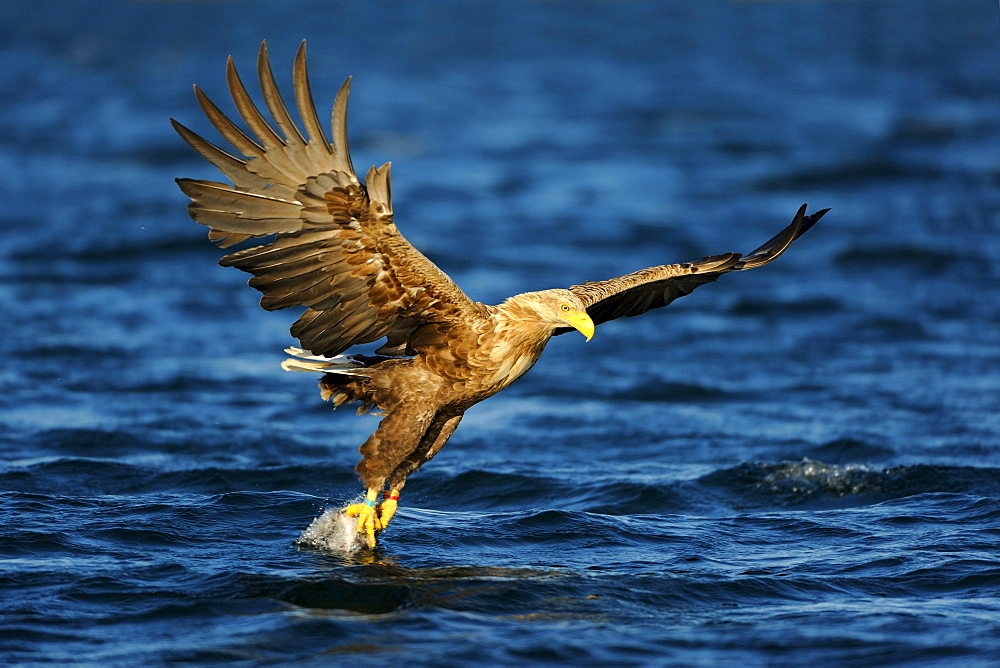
[{"left": 173, "top": 42, "right": 827, "bottom": 548}]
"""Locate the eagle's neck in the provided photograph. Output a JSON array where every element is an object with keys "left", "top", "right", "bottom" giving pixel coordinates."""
[
  {"left": 492, "top": 295, "right": 562, "bottom": 343},
  {"left": 483, "top": 298, "right": 558, "bottom": 388}
]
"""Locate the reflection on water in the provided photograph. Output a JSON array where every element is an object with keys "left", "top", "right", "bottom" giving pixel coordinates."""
[{"left": 294, "top": 518, "right": 575, "bottom": 617}]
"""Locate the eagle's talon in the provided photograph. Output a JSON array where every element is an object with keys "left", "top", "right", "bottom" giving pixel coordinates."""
[
  {"left": 376, "top": 498, "right": 398, "bottom": 528},
  {"left": 345, "top": 501, "right": 382, "bottom": 547},
  {"left": 343, "top": 503, "right": 366, "bottom": 517}
]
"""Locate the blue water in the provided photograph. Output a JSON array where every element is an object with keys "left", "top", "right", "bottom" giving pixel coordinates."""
[{"left": 3, "top": 0, "right": 1000, "bottom": 664}]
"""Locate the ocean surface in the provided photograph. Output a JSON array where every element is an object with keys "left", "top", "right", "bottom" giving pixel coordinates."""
[{"left": 3, "top": 1, "right": 1000, "bottom": 664}]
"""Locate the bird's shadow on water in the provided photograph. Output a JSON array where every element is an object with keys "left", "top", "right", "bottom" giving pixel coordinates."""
[
  {"left": 284, "top": 551, "right": 569, "bottom": 618},
  {"left": 285, "top": 506, "right": 587, "bottom": 618}
]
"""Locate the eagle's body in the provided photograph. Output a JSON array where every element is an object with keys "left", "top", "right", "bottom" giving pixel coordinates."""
[
  {"left": 294, "top": 287, "right": 592, "bottom": 495},
  {"left": 174, "top": 42, "right": 827, "bottom": 546}
]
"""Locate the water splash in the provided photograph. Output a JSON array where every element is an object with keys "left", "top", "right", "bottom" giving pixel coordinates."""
[
  {"left": 757, "top": 459, "right": 884, "bottom": 497},
  {"left": 296, "top": 506, "right": 368, "bottom": 552}
]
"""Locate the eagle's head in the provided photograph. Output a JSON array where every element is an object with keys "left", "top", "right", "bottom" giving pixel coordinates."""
[{"left": 502, "top": 289, "right": 595, "bottom": 341}]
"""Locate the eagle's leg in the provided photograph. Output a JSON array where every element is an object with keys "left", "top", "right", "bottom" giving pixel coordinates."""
[
  {"left": 375, "top": 413, "right": 464, "bottom": 532},
  {"left": 345, "top": 409, "right": 463, "bottom": 546},
  {"left": 344, "top": 487, "right": 383, "bottom": 548},
  {"left": 387, "top": 413, "right": 463, "bottom": 491},
  {"left": 376, "top": 489, "right": 400, "bottom": 528},
  {"left": 346, "top": 403, "right": 438, "bottom": 547}
]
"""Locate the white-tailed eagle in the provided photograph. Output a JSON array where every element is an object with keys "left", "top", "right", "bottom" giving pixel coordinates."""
[{"left": 173, "top": 42, "right": 827, "bottom": 547}]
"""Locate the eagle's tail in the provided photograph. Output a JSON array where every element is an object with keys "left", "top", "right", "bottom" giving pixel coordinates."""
[
  {"left": 281, "top": 347, "right": 391, "bottom": 414},
  {"left": 280, "top": 347, "right": 373, "bottom": 374}
]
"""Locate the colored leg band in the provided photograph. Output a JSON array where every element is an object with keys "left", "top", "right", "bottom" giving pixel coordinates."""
[{"left": 363, "top": 498, "right": 376, "bottom": 507}]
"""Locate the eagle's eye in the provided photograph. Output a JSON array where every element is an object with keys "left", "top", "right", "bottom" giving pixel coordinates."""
[{"left": 560, "top": 303, "right": 571, "bottom": 312}]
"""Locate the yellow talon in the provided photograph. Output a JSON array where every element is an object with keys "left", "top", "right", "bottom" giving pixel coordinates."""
[
  {"left": 344, "top": 489, "right": 382, "bottom": 548},
  {"left": 377, "top": 489, "right": 401, "bottom": 529},
  {"left": 345, "top": 503, "right": 380, "bottom": 547},
  {"left": 342, "top": 489, "right": 399, "bottom": 548},
  {"left": 377, "top": 498, "right": 398, "bottom": 528}
]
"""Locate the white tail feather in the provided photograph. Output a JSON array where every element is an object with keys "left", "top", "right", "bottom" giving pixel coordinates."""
[{"left": 280, "top": 347, "right": 369, "bottom": 374}]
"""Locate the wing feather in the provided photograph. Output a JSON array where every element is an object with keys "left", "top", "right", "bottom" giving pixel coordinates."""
[
  {"left": 175, "top": 41, "right": 479, "bottom": 357},
  {"left": 328, "top": 77, "right": 356, "bottom": 181},
  {"left": 226, "top": 245, "right": 342, "bottom": 274},
  {"left": 170, "top": 119, "right": 265, "bottom": 192},
  {"left": 557, "top": 205, "right": 828, "bottom": 334},
  {"left": 193, "top": 85, "right": 263, "bottom": 156},
  {"left": 225, "top": 54, "right": 284, "bottom": 150},
  {"left": 291, "top": 45, "right": 329, "bottom": 149},
  {"left": 256, "top": 42, "right": 307, "bottom": 147}
]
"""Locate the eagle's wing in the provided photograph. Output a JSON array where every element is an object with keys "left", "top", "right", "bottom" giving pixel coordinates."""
[
  {"left": 556, "top": 205, "right": 828, "bottom": 334},
  {"left": 173, "top": 42, "right": 479, "bottom": 357}
]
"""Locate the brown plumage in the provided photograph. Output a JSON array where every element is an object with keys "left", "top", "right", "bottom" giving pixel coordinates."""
[{"left": 174, "top": 41, "right": 828, "bottom": 546}]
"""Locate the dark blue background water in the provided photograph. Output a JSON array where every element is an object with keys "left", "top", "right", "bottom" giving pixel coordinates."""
[{"left": 3, "top": 1, "right": 1000, "bottom": 664}]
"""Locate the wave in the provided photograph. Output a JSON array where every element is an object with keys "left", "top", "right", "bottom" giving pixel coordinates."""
[
  {"left": 834, "top": 245, "right": 986, "bottom": 275},
  {"left": 313, "top": 458, "right": 1000, "bottom": 519},
  {"left": 700, "top": 459, "right": 1000, "bottom": 510},
  {"left": 750, "top": 157, "right": 957, "bottom": 192},
  {"left": 727, "top": 296, "right": 844, "bottom": 317},
  {"left": 0, "top": 458, "right": 357, "bottom": 497},
  {"left": 524, "top": 377, "right": 737, "bottom": 403},
  {"left": 8, "top": 451, "right": 1000, "bottom": 517}
]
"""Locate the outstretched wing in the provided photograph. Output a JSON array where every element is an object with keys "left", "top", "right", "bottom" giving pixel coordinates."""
[
  {"left": 556, "top": 204, "right": 828, "bottom": 334},
  {"left": 173, "top": 41, "right": 478, "bottom": 357}
]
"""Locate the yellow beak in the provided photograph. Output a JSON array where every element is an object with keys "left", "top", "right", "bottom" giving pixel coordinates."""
[{"left": 565, "top": 310, "right": 595, "bottom": 342}]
